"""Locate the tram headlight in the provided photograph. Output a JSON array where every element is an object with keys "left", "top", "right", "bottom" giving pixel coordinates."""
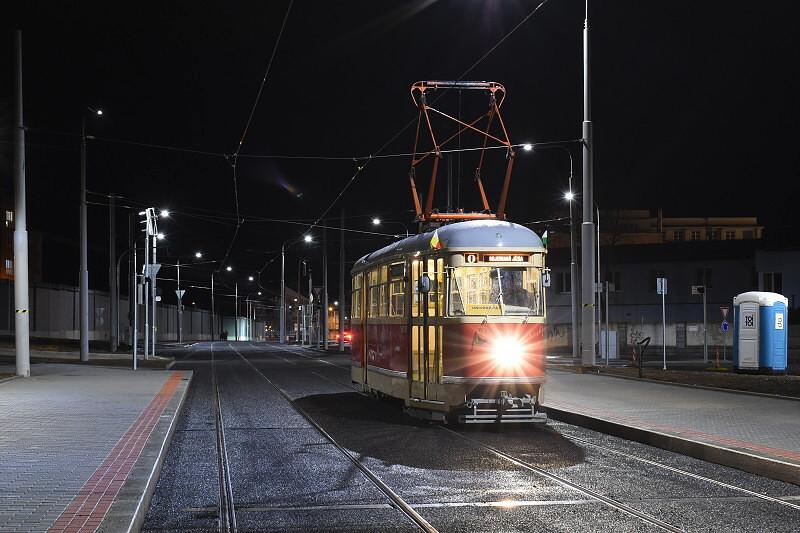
[{"left": 492, "top": 336, "right": 524, "bottom": 365}]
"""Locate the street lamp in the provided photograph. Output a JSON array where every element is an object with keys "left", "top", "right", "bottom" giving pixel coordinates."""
[
  {"left": 195, "top": 251, "right": 202, "bottom": 258},
  {"left": 160, "top": 209, "right": 170, "bottom": 218},
  {"left": 226, "top": 266, "right": 232, "bottom": 272},
  {"left": 371, "top": 217, "right": 410, "bottom": 238},
  {"left": 79, "top": 106, "right": 103, "bottom": 362},
  {"left": 280, "top": 235, "right": 313, "bottom": 344},
  {"left": 522, "top": 143, "right": 533, "bottom": 151},
  {"left": 564, "top": 184, "right": 579, "bottom": 361}
]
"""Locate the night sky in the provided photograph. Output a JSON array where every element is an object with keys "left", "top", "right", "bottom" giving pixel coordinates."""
[{"left": 2, "top": 1, "right": 800, "bottom": 306}]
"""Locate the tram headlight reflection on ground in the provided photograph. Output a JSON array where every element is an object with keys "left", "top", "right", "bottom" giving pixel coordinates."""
[{"left": 492, "top": 336, "right": 524, "bottom": 366}]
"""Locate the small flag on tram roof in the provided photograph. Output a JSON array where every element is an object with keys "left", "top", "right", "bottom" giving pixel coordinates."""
[
  {"left": 542, "top": 230, "right": 549, "bottom": 248},
  {"left": 430, "top": 229, "right": 442, "bottom": 249}
]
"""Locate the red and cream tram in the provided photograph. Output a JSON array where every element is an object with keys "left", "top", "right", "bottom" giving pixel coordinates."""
[{"left": 351, "top": 219, "right": 547, "bottom": 423}]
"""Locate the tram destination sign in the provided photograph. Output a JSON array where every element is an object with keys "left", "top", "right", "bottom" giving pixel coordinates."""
[{"left": 483, "top": 254, "right": 528, "bottom": 263}]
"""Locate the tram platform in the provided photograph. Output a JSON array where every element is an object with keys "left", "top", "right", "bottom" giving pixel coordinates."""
[
  {"left": 543, "top": 369, "right": 800, "bottom": 485},
  {"left": 0, "top": 363, "right": 191, "bottom": 533}
]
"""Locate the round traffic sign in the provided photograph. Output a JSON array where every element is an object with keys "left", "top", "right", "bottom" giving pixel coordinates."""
[{"left": 720, "top": 320, "right": 730, "bottom": 333}]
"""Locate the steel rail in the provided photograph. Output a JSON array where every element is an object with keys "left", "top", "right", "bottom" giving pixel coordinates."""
[
  {"left": 230, "top": 343, "right": 439, "bottom": 533},
  {"left": 441, "top": 427, "right": 685, "bottom": 532},
  {"left": 257, "top": 343, "right": 800, "bottom": 519},
  {"left": 211, "top": 342, "right": 238, "bottom": 532},
  {"left": 553, "top": 426, "right": 800, "bottom": 512}
]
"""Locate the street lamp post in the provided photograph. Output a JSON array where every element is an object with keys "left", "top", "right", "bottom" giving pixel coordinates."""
[
  {"left": 80, "top": 106, "right": 102, "bottom": 362},
  {"left": 580, "top": 1, "right": 597, "bottom": 366},
  {"left": 565, "top": 182, "right": 579, "bottom": 361}
]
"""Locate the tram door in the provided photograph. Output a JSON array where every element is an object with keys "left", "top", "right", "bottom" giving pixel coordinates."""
[{"left": 410, "top": 258, "right": 443, "bottom": 401}]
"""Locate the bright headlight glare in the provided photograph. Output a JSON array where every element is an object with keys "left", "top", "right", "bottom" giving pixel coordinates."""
[{"left": 492, "top": 337, "right": 524, "bottom": 365}]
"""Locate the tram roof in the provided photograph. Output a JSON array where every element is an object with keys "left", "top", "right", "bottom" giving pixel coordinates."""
[{"left": 353, "top": 219, "right": 544, "bottom": 272}]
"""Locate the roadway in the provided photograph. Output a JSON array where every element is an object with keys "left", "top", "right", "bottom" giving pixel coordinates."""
[{"left": 143, "top": 342, "right": 800, "bottom": 532}]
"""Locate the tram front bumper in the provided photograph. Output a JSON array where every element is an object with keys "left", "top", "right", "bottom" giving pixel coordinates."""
[{"left": 460, "top": 391, "right": 547, "bottom": 424}]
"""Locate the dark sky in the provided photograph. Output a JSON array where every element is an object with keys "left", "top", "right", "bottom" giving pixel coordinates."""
[{"left": 2, "top": 1, "right": 800, "bottom": 302}]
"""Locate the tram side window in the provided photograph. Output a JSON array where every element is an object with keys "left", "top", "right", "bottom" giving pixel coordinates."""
[
  {"left": 412, "top": 260, "right": 420, "bottom": 317},
  {"left": 390, "top": 280, "right": 405, "bottom": 317},
  {"left": 368, "top": 265, "right": 390, "bottom": 318},
  {"left": 351, "top": 273, "right": 362, "bottom": 319}
]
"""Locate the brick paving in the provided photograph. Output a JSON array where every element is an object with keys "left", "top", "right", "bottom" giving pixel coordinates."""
[
  {"left": 545, "top": 369, "right": 800, "bottom": 465},
  {"left": 0, "top": 364, "right": 183, "bottom": 533}
]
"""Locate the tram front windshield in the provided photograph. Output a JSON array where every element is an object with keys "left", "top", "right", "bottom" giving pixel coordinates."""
[{"left": 449, "top": 266, "right": 543, "bottom": 317}]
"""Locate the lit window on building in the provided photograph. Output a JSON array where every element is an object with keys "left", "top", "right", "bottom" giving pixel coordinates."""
[
  {"left": 4, "top": 259, "right": 12, "bottom": 272},
  {"left": 4, "top": 210, "right": 12, "bottom": 228},
  {"left": 707, "top": 229, "right": 720, "bottom": 240},
  {"left": 690, "top": 230, "right": 701, "bottom": 241},
  {"left": 673, "top": 230, "right": 685, "bottom": 241},
  {"left": 724, "top": 230, "right": 736, "bottom": 240}
]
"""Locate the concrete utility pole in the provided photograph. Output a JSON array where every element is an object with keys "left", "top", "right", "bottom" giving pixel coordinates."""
[
  {"left": 132, "top": 243, "right": 137, "bottom": 370},
  {"left": 109, "top": 194, "right": 117, "bottom": 352},
  {"left": 280, "top": 243, "right": 286, "bottom": 344},
  {"left": 13, "top": 30, "right": 30, "bottom": 377},
  {"left": 80, "top": 116, "right": 89, "bottom": 362},
  {"left": 580, "top": 1, "right": 597, "bottom": 366},
  {"left": 323, "top": 226, "right": 329, "bottom": 350},
  {"left": 177, "top": 260, "right": 182, "bottom": 343},
  {"left": 143, "top": 227, "right": 149, "bottom": 359},
  {"left": 235, "top": 282, "right": 239, "bottom": 341},
  {"left": 307, "top": 268, "right": 313, "bottom": 345},
  {"left": 339, "top": 209, "right": 345, "bottom": 352},
  {"left": 151, "top": 225, "right": 157, "bottom": 356},
  {"left": 211, "top": 271, "right": 216, "bottom": 340}
]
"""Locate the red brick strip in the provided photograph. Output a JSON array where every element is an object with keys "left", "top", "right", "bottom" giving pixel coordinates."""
[
  {"left": 48, "top": 372, "right": 184, "bottom": 533},
  {"left": 547, "top": 399, "right": 800, "bottom": 464}
]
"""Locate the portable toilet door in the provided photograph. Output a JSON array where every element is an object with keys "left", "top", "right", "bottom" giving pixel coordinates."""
[{"left": 737, "top": 300, "right": 760, "bottom": 370}]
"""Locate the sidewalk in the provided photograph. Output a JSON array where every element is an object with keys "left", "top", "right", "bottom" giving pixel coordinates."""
[
  {"left": 0, "top": 363, "right": 191, "bottom": 533},
  {"left": 0, "top": 347, "right": 174, "bottom": 369},
  {"left": 543, "top": 369, "right": 800, "bottom": 484}
]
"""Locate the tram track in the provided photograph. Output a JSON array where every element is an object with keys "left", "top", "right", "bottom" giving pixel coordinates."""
[
  {"left": 262, "top": 343, "right": 800, "bottom": 530},
  {"left": 229, "top": 343, "right": 439, "bottom": 533},
  {"left": 211, "top": 342, "right": 237, "bottom": 533},
  {"left": 441, "top": 426, "right": 686, "bottom": 532},
  {"left": 552, "top": 425, "right": 800, "bottom": 512}
]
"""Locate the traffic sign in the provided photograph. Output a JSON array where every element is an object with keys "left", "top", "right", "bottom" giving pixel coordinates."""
[
  {"left": 691, "top": 285, "right": 705, "bottom": 295},
  {"left": 721, "top": 320, "right": 730, "bottom": 333},
  {"left": 656, "top": 277, "right": 667, "bottom": 295},
  {"left": 175, "top": 289, "right": 186, "bottom": 300},
  {"left": 720, "top": 306, "right": 729, "bottom": 320}
]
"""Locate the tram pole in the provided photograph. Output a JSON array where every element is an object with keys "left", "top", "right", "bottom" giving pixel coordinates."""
[
  {"left": 280, "top": 243, "right": 285, "bottom": 344},
  {"left": 580, "top": 1, "right": 597, "bottom": 366},
  {"left": 323, "top": 225, "right": 329, "bottom": 350},
  {"left": 338, "top": 209, "right": 345, "bottom": 352},
  {"left": 13, "top": 30, "right": 30, "bottom": 377}
]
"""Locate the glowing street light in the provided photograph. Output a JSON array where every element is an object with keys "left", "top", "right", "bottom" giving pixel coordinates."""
[
  {"left": 194, "top": 251, "right": 202, "bottom": 258},
  {"left": 304, "top": 234, "right": 313, "bottom": 243},
  {"left": 372, "top": 217, "right": 381, "bottom": 225},
  {"left": 564, "top": 191, "right": 575, "bottom": 202},
  {"left": 156, "top": 233, "right": 165, "bottom": 240},
  {"left": 160, "top": 209, "right": 170, "bottom": 218},
  {"left": 522, "top": 143, "right": 533, "bottom": 152},
  {"left": 248, "top": 276, "right": 254, "bottom": 281},
  {"left": 226, "top": 266, "right": 233, "bottom": 272}
]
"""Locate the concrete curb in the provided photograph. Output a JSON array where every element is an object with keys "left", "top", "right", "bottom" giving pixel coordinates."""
[
  {"left": 0, "top": 375, "right": 19, "bottom": 385},
  {"left": 97, "top": 370, "right": 193, "bottom": 533},
  {"left": 548, "top": 366, "right": 800, "bottom": 402},
  {"left": 543, "top": 405, "right": 800, "bottom": 486}
]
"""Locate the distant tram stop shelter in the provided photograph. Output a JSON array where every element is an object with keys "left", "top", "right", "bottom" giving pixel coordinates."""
[{"left": 732, "top": 291, "right": 788, "bottom": 373}]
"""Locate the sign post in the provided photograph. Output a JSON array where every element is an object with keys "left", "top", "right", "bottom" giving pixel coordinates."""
[
  {"left": 657, "top": 277, "right": 667, "bottom": 370},
  {"left": 720, "top": 306, "right": 730, "bottom": 361}
]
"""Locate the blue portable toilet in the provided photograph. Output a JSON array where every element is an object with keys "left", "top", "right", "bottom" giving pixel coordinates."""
[{"left": 732, "top": 291, "right": 788, "bottom": 372}]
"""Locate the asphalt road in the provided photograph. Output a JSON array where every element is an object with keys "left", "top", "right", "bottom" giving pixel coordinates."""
[{"left": 143, "top": 342, "right": 800, "bottom": 532}]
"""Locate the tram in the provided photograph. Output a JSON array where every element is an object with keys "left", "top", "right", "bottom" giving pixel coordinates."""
[
  {"left": 350, "top": 80, "right": 548, "bottom": 422},
  {"left": 350, "top": 219, "right": 548, "bottom": 423}
]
